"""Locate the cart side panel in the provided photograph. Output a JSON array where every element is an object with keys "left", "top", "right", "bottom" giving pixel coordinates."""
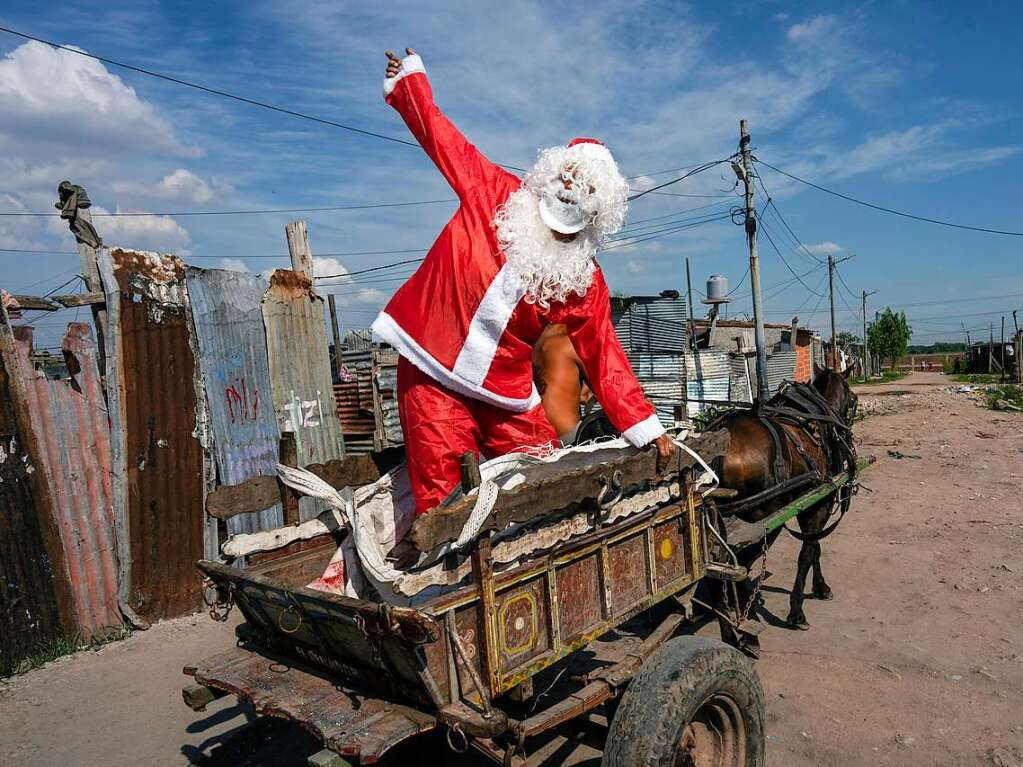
[
  {"left": 495, "top": 574, "right": 551, "bottom": 670},
  {"left": 607, "top": 531, "right": 650, "bottom": 616},
  {"left": 555, "top": 552, "right": 605, "bottom": 642},
  {"left": 198, "top": 560, "right": 440, "bottom": 708},
  {"left": 652, "top": 518, "right": 692, "bottom": 589}
]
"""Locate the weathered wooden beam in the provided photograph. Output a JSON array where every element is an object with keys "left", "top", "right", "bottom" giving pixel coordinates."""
[
  {"left": 411, "top": 430, "right": 729, "bottom": 553},
  {"left": 206, "top": 456, "right": 380, "bottom": 520},
  {"left": 51, "top": 291, "right": 105, "bottom": 308},
  {"left": 9, "top": 294, "right": 59, "bottom": 312},
  {"left": 206, "top": 475, "right": 280, "bottom": 520},
  {"left": 761, "top": 456, "right": 872, "bottom": 534}
]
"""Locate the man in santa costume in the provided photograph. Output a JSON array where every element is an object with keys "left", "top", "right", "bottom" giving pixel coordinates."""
[{"left": 374, "top": 48, "right": 673, "bottom": 517}]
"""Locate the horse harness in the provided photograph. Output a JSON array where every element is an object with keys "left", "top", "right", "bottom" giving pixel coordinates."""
[{"left": 711, "top": 381, "right": 857, "bottom": 542}]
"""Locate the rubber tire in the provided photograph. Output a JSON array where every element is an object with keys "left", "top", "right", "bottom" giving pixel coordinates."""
[{"left": 601, "top": 636, "right": 766, "bottom": 767}]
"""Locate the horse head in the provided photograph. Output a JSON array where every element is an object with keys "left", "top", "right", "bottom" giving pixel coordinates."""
[{"left": 812, "top": 363, "right": 858, "bottom": 425}]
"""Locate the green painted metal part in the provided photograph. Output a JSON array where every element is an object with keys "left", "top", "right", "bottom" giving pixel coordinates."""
[{"left": 761, "top": 457, "right": 871, "bottom": 533}]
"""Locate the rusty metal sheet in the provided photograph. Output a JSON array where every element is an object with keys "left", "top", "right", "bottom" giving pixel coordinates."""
[
  {"left": 0, "top": 318, "right": 73, "bottom": 670},
  {"left": 261, "top": 271, "right": 345, "bottom": 521},
  {"left": 12, "top": 323, "right": 121, "bottom": 637},
  {"left": 99, "top": 248, "right": 205, "bottom": 621},
  {"left": 684, "top": 349, "right": 731, "bottom": 416},
  {"left": 766, "top": 350, "right": 798, "bottom": 395},
  {"left": 186, "top": 267, "right": 283, "bottom": 537}
]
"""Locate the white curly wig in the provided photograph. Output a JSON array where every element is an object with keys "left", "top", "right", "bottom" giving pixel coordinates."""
[{"left": 494, "top": 142, "right": 629, "bottom": 309}]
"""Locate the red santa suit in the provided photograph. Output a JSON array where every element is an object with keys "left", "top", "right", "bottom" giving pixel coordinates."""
[{"left": 373, "top": 53, "right": 665, "bottom": 515}]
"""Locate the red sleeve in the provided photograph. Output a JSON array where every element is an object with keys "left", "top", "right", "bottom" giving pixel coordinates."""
[
  {"left": 384, "top": 54, "right": 510, "bottom": 200},
  {"left": 549, "top": 268, "right": 665, "bottom": 447}
]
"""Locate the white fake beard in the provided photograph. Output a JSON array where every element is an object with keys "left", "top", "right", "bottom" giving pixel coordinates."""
[{"left": 494, "top": 186, "right": 600, "bottom": 310}]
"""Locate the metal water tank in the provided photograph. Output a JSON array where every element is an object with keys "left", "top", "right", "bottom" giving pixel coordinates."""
[{"left": 706, "top": 274, "right": 729, "bottom": 302}]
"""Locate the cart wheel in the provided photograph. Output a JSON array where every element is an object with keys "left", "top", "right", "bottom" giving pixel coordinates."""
[{"left": 602, "top": 636, "right": 765, "bottom": 767}]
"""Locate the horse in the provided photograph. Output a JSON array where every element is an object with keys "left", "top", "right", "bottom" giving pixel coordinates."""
[{"left": 707, "top": 365, "right": 858, "bottom": 638}]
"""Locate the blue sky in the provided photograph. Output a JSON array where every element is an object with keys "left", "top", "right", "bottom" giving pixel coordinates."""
[{"left": 2, "top": 1, "right": 1021, "bottom": 348}]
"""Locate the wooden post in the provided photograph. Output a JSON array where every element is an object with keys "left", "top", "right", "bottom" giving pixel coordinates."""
[
  {"left": 459, "top": 451, "right": 482, "bottom": 494},
  {"left": 63, "top": 186, "right": 108, "bottom": 369},
  {"left": 327, "top": 294, "right": 343, "bottom": 381},
  {"left": 1000, "top": 316, "right": 1006, "bottom": 382},
  {"left": 989, "top": 323, "right": 994, "bottom": 374},
  {"left": 279, "top": 433, "right": 301, "bottom": 526},
  {"left": 285, "top": 220, "right": 314, "bottom": 277},
  {"left": 828, "top": 254, "right": 837, "bottom": 370},
  {"left": 685, "top": 256, "right": 696, "bottom": 349}
]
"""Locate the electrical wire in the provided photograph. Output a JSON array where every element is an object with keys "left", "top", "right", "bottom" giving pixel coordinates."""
[
  {"left": 755, "top": 158, "right": 1023, "bottom": 237},
  {"left": 758, "top": 218, "right": 827, "bottom": 297},
  {"left": 626, "top": 159, "right": 733, "bottom": 202},
  {"left": 0, "top": 199, "right": 456, "bottom": 218}
]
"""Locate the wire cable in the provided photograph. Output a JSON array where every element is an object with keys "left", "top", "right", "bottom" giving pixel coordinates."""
[
  {"left": 626, "top": 159, "right": 733, "bottom": 202},
  {"left": 0, "top": 199, "right": 456, "bottom": 218},
  {"left": 755, "top": 158, "right": 1023, "bottom": 237}
]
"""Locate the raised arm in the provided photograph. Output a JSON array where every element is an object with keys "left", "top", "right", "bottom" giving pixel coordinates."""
[
  {"left": 549, "top": 269, "right": 672, "bottom": 456},
  {"left": 383, "top": 48, "right": 507, "bottom": 199}
]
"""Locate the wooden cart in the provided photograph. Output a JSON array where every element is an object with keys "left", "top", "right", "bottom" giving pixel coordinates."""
[{"left": 183, "top": 452, "right": 766, "bottom": 766}]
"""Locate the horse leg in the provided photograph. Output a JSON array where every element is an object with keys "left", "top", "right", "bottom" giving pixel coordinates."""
[
  {"left": 786, "top": 540, "right": 813, "bottom": 630},
  {"left": 810, "top": 541, "right": 833, "bottom": 600}
]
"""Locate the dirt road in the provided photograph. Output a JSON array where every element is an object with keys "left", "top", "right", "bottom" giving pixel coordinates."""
[{"left": 2, "top": 372, "right": 1020, "bottom": 766}]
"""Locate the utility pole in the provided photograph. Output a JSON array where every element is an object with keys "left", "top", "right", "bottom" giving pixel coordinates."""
[
  {"left": 826, "top": 253, "right": 854, "bottom": 370},
  {"left": 989, "top": 323, "right": 994, "bottom": 373},
  {"left": 327, "top": 295, "right": 343, "bottom": 382},
  {"left": 862, "top": 289, "right": 877, "bottom": 381},
  {"left": 1000, "top": 315, "right": 1006, "bottom": 382},
  {"left": 685, "top": 256, "right": 696, "bottom": 350},
  {"left": 738, "top": 119, "right": 769, "bottom": 401}
]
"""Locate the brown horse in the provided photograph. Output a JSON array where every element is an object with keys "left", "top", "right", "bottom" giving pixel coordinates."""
[{"left": 710, "top": 366, "right": 857, "bottom": 634}]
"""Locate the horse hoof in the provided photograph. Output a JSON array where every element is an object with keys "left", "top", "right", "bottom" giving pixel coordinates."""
[
  {"left": 814, "top": 588, "right": 834, "bottom": 601},
  {"left": 788, "top": 617, "right": 810, "bottom": 631}
]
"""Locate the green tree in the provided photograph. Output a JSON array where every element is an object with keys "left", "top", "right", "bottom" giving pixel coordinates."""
[
  {"left": 867, "top": 308, "right": 912, "bottom": 370},
  {"left": 836, "top": 331, "right": 861, "bottom": 348}
]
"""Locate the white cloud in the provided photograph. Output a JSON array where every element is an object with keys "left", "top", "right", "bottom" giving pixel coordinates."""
[
  {"left": 0, "top": 41, "right": 194, "bottom": 157},
  {"left": 803, "top": 241, "right": 843, "bottom": 256},
  {"left": 625, "top": 259, "right": 646, "bottom": 274},
  {"left": 47, "top": 206, "right": 191, "bottom": 253},
  {"left": 152, "top": 169, "right": 233, "bottom": 205},
  {"left": 219, "top": 257, "right": 249, "bottom": 272},
  {"left": 313, "top": 256, "right": 350, "bottom": 281}
]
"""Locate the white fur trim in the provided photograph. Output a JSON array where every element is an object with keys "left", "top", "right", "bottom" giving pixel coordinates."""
[
  {"left": 372, "top": 311, "right": 541, "bottom": 412},
  {"left": 621, "top": 413, "right": 665, "bottom": 447},
  {"left": 383, "top": 53, "right": 426, "bottom": 97},
  {"left": 453, "top": 264, "right": 525, "bottom": 386}
]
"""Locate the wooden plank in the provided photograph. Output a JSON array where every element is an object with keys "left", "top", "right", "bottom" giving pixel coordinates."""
[
  {"left": 206, "top": 475, "right": 280, "bottom": 520},
  {"left": 411, "top": 429, "right": 729, "bottom": 552},
  {"left": 51, "top": 291, "right": 105, "bottom": 308},
  {"left": 207, "top": 456, "right": 378, "bottom": 520},
  {"left": 9, "top": 294, "right": 59, "bottom": 311},
  {"left": 285, "top": 219, "right": 314, "bottom": 277}
]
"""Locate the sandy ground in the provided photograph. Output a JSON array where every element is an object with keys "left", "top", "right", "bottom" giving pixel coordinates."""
[{"left": 1, "top": 372, "right": 1021, "bottom": 766}]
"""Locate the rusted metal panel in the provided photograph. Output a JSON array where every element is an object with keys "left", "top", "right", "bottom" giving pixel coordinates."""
[
  {"left": 685, "top": 349, "right": 731, "bottom": 415},
  {"left": 652, "top": 519, "right": 690, "bottom": 589},
  {"left": 261, "top": 270, "right": 345, "bottom": 520},
  {"left": 766, "top": 350, "right": 798, "bottom": 395},
  {"left": 12, "top": 323, "right": 121, "bottom": 637},
  {"left": 99, "top": 248, "right": 205, "bottom": 621},
  {"left": 611, "top": 294, "right": 688, "bottom": 353},
  {"left": 186, "top": 268, "right": 283, "bottom": 537},
  {"left": 0, "top": 319, "right": 72, "bottom": 670}
]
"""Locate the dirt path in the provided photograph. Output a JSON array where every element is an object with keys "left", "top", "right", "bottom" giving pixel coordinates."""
[{"left": 2, "top": 372, "right": 1020, "bottom": 766}]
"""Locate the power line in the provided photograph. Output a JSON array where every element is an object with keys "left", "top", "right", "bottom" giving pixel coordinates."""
[
  {"left": 0, "top": 25, "right": 427, "bottom": 149},
  {"left": 755, "top": 158, "right": 1023, "bottom": 237},
  {"left": 627, "top": 159, "right": 733, "bottom": 202},
  {"left": 599, "top": 212, "right": 732, "bottom": 251},
  {"left": 0, "top": 199, "right": 456, "bottom": 218},
  {"left": 758, "top": 218, "right": 827, "bottom": 297}
]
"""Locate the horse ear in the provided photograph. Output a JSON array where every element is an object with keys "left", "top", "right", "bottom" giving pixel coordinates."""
[{"left": 841, "top": 365, "right": 854, "bottom": 380}]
